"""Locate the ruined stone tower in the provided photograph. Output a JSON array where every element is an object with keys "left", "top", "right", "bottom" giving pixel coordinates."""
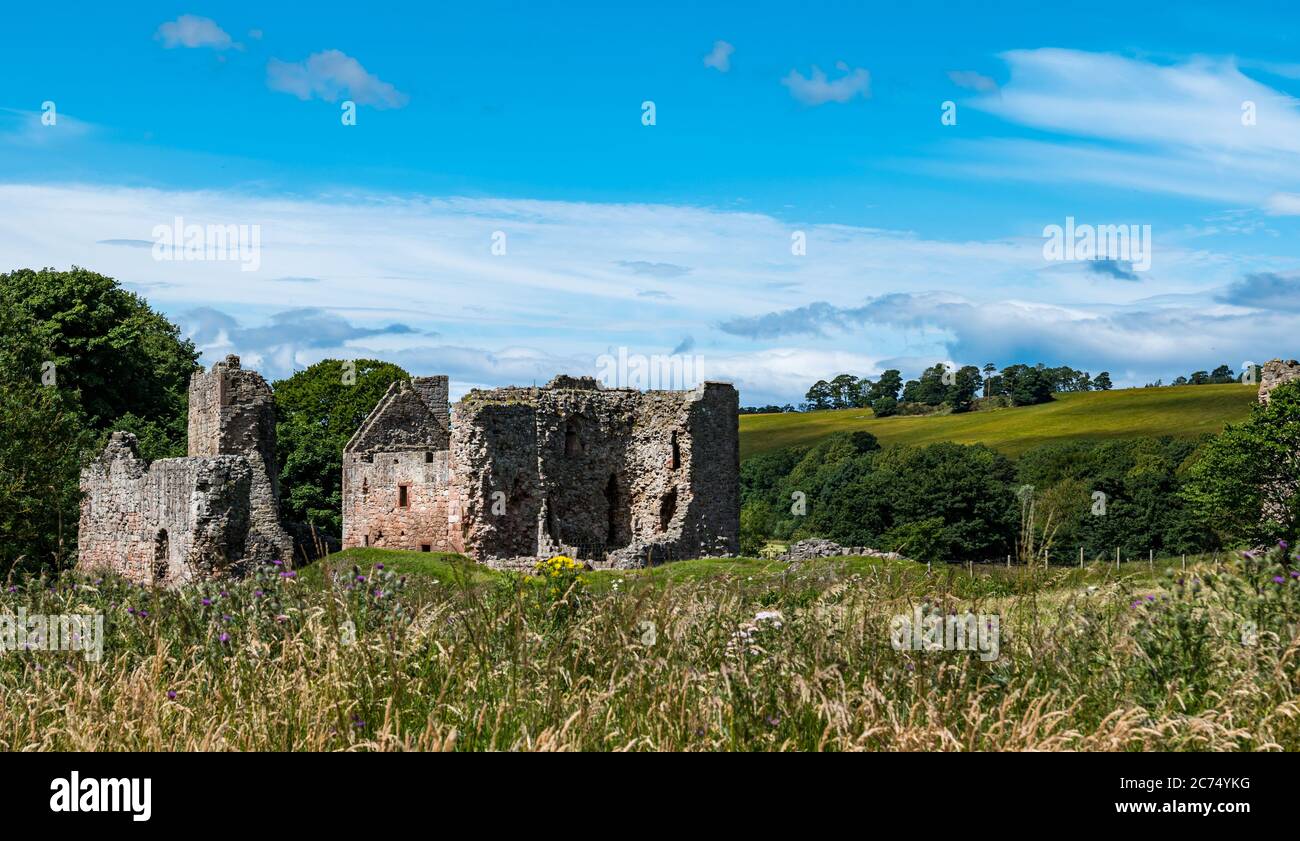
[{"left": 78, "top": 355, "right": 292, "bottom": 584}]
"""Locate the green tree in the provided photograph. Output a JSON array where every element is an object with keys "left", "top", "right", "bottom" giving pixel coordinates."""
[
  {"left": 947, "top": 364, "right": 982, "bottom": 413},
  {"left": 1094, "top": 371, "right": 1113, "bottom": 390},
  {"left": 1183, "top": 382, "right": 1300, "bottom": 547},
  {"left": 273, "top": 359, "right": 411, "bottom": 534},
  {"left": 870, "top": 369, "right": 903, "bottom": 402},
  {"left": 803, "top": 380, "right": 833, "bottom": 411},
  {"left": 828, "top": 373, "right": 859, "bottom": 409},
  {"left": 0, "top": 309, "right": 94, "bottom": 573},
  {"left": 0, "top": 267, "right": 200, "bottom": 449}
]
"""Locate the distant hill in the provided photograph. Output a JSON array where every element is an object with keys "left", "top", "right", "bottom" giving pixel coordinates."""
[{"left": 739, "top": 383, "right": 1258, "bottom": 459}]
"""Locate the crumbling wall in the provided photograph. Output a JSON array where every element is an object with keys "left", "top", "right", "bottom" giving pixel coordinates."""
[
  {"left": 342, "top": 377, "right": 453, "bottom": 551},
  {"left": 1259, "top": 359, "right": 1300, "bottom": 404},
  {"left": 449, "top": 376, "right": 739, "bottom": 568},
  {"left": 79, "top": 355, "right": 292, "bottom": 584},
  {"left": 448, "top": 396, "right": 541, "bottom": 558},
  {"left": 77, "top": 432, "right": 253, "bottom": 584},
  {"left": 187, "top": 355, "right": 292, "bottom": 562}
]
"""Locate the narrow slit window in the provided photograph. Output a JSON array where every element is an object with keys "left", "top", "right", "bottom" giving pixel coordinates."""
[{"left": 398, "top": 484, "right": 409, "bottom": 508}]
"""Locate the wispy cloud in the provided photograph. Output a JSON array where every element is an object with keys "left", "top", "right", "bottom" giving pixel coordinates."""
[
  {"left": 1089, "top": 260, "right": 1139, "bottom": 281},
  {"left": 1216, "top": 272, "right": 1300, "bottom": 311},
  {"left": 267, "top": 50, "right": 409, "bottom": 108},
  {"left": 0, "top": 182, "right": 1289, "bottom": 401},
  {"left": 703, "top": 40, "right": 734, "bottom": 73},
  {"left": 948, "top": 49, "right": 1300, "bottom": 213},
  {"left": 155, "top": 15, "right": 237, "bottom": 51},
  {"left": 616, "top": 260, "right": 691, "bottom": 278},
  {"left": 781, "top": 62, "right": 870, "bottom": 105},
  {"left": 947, "top": 70, "right": 998, "bottom": 92}
]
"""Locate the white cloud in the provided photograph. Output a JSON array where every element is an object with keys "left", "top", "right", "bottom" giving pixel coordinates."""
[
  {"left": 703, "top": 41, "right": 734, "bottom": 73},
  {"left": 155, "top": 15, "right": 236, "bottom": 50},
  {"left": 781, "top": 62, "right": 870, "bottom": 105},
  {"left": 267, "top": 50, "right": 409, "bottom": 109},
  {"left": 946, "top": 70, "right": 998, "bottom": 92},
  {"left": 948, "top": 49, "right": 1300, "bottom": 212},
  {"left": 0, "top": 182, "right": 1289, "bottom": 401}
]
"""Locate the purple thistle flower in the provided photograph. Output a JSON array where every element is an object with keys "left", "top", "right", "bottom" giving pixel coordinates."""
[
  {"left": 254, "top": 590, "right": 264, "bottom": 598},
  {"left": 167, "top": 690, "right": 177, "bottom": 700},
  {"left": 1274, "top": 576, "right": 1286, "bottom": 584},
  {"left": 219, "top": 632, "right": 230, "bottom": 643},
  {"left": 376, "top": 563, "right": 385, "bottom": 570},
  {"left": 201, "top": 598, "right": 212, "bottom": 606},
  {"left": 222, "top": 614, "right": 233, "bottom": 622}
]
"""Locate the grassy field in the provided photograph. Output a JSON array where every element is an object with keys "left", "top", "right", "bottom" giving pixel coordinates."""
[
  {"left": 3, "top": 546, "right": 1296, "bottom": 751},
  {"left": 739, "top": 383, "right": 1257, "bottom": 459}
]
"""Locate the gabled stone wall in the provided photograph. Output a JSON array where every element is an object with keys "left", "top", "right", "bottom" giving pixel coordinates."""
[{"left": 342, "top": 377, "right": 453, "bottom": 552}]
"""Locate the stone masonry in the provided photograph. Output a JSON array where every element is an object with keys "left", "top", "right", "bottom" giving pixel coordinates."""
[
  {"left": 78, "top": 355, "right": 293, "bottom": 585},
  {"left": 1258, "top": 359, "right": 1300, "bottom": 404},
  {"left": 347, "top": 374, "right": 740, "bottom": 569},
  {"left": 341, "top": 377, "right": 453, "bottom": 553}
]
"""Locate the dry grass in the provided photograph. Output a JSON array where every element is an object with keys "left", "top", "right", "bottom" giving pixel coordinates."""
[{"left": 1, "top": 553, "right": 1296, "bottom": 751}]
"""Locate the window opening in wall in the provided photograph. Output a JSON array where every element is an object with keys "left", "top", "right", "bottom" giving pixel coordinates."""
[
  {"left": 565, "top": 419, "right": 582, "bottom": 456},
  {"left": 398, "top": 484, "right": 409, "bottom": 508},
  {"left": 658, "top": 489, "right": 677, "bottom": 532},
  {"left": 153, "top": 530, "right": 169, "bottom": 584},
  {"left": 669, "top": 430, "right": 681, "bottom": 470}
]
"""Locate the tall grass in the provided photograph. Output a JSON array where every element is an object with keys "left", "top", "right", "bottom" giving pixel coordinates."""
[{"left": 0, "top": 548, "right": 1296, "bottom": 751}]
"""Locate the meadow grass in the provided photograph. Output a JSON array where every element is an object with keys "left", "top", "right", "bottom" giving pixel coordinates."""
[
  {"left": 2, "top": 546, "right": 1296, "bottom": 751},
  {"left": 740, "top": 383, "right": 1258, "bottom": 459}
]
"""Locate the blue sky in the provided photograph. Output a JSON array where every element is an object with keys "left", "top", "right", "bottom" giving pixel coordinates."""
[{"left": 3, "top": 2, "right": 1300, "bottom": 403}]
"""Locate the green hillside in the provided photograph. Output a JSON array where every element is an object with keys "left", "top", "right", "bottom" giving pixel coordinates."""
[{"left": 739, "top": 383, "right": 1257, "bottom": 459}]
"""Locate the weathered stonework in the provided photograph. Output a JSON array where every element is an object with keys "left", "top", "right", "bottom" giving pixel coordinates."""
[
  {"left": 346, "top": 373, "right": 739, "bottom": 569},
  {"left": 1258, "top": 359, "right": 1300, "bottom": 404},
  {"left": 341, "top": 377, "right": 453, "bottom": 553},
  {"left": 448, "top": 377, "right": 739, "bottom": 568},
  {"left": 77, "top": 355, "right": 292, "bottom": 585}
]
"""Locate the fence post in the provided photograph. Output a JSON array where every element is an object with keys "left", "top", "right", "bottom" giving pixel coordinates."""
[
  {"left": 1079, "top": 546, "right": 1083, "bottom": 569},
  {"left": 1006, "top": 554, "right": 1010, "bottom": 569},
  {"left": 1115, "top": 546, "right": 1120, "bottom": 569},
  {"left": 1149, "top": 549, "right": 1153, "bottom": 568},
  {"left": 1182, "top": 554, "right": 1186, "bottom": 571}
]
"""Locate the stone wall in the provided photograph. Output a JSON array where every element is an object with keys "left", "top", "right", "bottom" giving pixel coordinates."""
[
  {"left": 342, "top": 377, "right": 453, "bottom": 551},
  {"left": 186, "top": 355, "right": 292, "bottom": 563},
  {"left": 78, "top": 355, "right": 291, "bottom": 584},
  {"left": 449, "top": 376, "right": 739, "bottom": 568},
  {"left": 78, "top": 432, "right": 254, "bottom": 584},
  {"left": 1258, "top": 359, "right": 1300, "bottom": 404}
]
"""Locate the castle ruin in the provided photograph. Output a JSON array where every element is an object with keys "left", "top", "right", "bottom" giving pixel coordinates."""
[
  {"left": 80, "top": 358, "right": 739, "bottom": 583},
  {"left": 77, "top": 356, "right": 293, "bottom": 585},
  {"left": 344, "top": 375, "right": 740, "bottom": 568}
]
